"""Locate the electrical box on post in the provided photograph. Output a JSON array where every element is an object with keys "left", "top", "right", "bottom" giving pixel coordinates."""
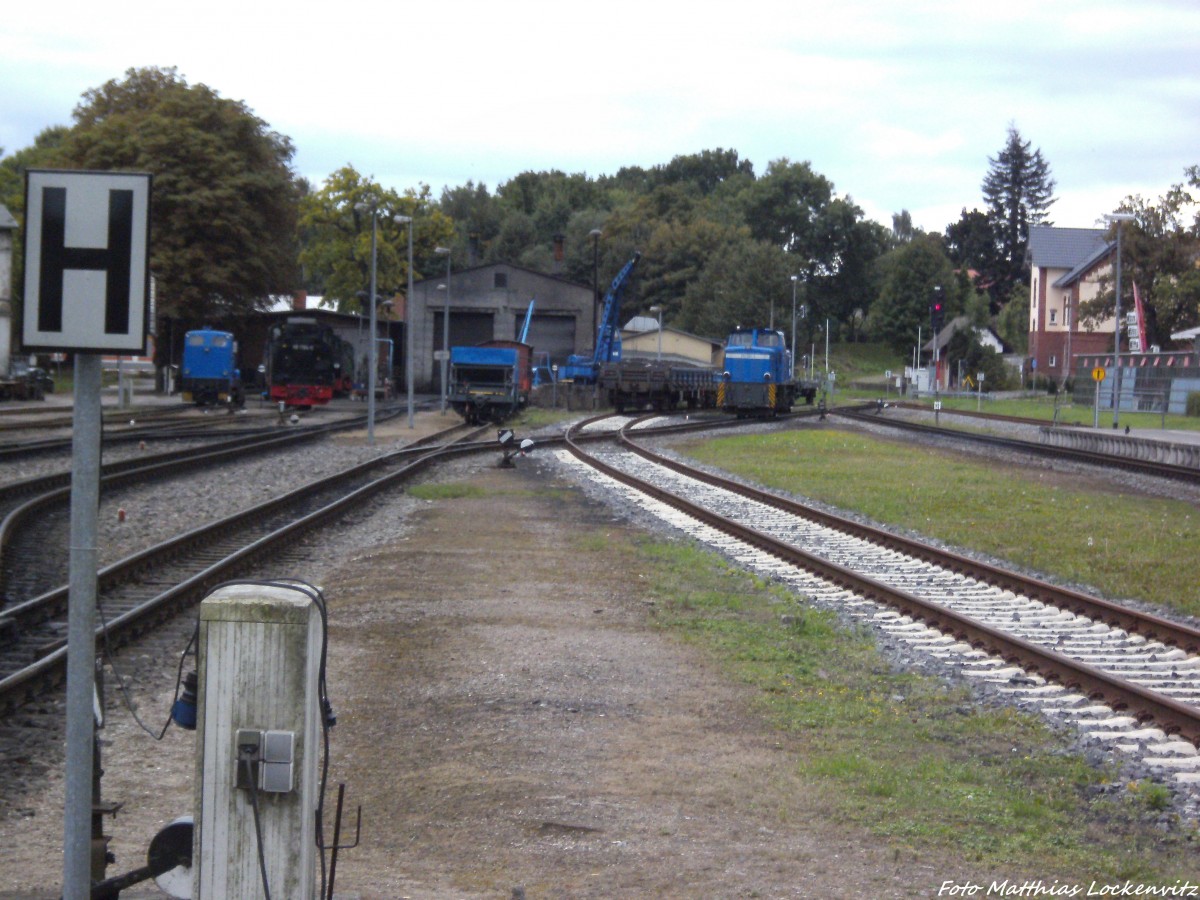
[{"left": 193, "top": 584, "right": 322, "bottom": 899}]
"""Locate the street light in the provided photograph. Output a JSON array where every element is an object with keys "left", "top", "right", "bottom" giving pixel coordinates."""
[
  {"left": 434, "top": 246, "right": 451, "bottom": 414},
  {"left": 354, "top": 201, "right": 384, "bottom": 445},
  {"left": 1105, "top": 212, "right": 1136, "bottom": 428},
  {"left": 649, "top": 305, "right": 663, "bottom": 360},
  {"left": 395, "top": 214, "right": 415, "bottom": 429},
  {"left": 789, "top": 275, "right": 799, "bottom": 373}
]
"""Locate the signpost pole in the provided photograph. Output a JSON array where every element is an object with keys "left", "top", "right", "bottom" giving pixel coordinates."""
[
  {"left": 22, "top": 169, "right": 151, "bottom": 897},
  {"left": 63, "top": 353, "right": 102, "bottom": 898}
]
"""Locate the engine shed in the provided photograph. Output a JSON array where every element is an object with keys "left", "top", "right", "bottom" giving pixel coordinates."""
[{"left": 408, "top": 263, "right": 594, "bottom": 395}]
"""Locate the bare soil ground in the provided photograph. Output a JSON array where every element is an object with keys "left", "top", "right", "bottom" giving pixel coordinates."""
[{"left": 0, "top": 416, "right": 985, "bottom": 898}]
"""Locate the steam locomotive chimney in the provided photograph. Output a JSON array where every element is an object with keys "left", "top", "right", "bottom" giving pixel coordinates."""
[{"left": 293, "top": 290, "right": 308, "bottom": 311}]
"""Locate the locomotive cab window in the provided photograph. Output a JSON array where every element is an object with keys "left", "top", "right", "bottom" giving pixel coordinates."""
[{"left": 758, "top": 332, "right": 784, "bottom": 348}]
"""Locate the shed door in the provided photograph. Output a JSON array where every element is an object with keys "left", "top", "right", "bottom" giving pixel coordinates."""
[{"left": 520, "top": 315, "right": 576, "bottom": 364}]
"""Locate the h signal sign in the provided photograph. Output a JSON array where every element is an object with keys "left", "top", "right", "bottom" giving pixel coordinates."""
[{"left": 23, "top": 169, "right": 151, "bottom": 353}]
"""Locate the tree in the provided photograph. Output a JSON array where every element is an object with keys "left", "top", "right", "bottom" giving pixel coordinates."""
[
  {"left": 656, "top": 148, "right": 755, "bottom": 195},
  {"left": 0, "top": 127, "right": 71, "bottom": 338},
  {"left": 980, "top": 125, "right": 1056, "bottom": 302},
  {"left": 298, "top": 165, "right": 453, "bottom": 310},
  {"left": 867, "top": 235, "right": 958, "bottom": 354},
  {"left": 55, "top": 67, "right": 302, "bottom": 325},
  {"left": 1080, "top": 171, "right": 1200, "bottom": 344},
  {"left": 944, "top": 207, "right": 1004, "bottom": 306},
  {"left": 995, "top": 282, "right": 1030, "bottom": 355}
]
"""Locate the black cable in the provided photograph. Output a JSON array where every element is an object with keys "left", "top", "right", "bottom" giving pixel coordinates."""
[
  {"left": 95, "top": 592, "right": 197, "bottom": 740},
  {"left": 240, "top": 752, "right": 272, "bottom": 900}
]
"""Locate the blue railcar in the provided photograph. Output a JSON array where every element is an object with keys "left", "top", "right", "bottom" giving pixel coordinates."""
[
  {"left": 719, "top": 327, "right": 812, "bottom": 417},
  {"left": 448, "top": 341, "right": 532, "bottom": 425},
  {"left": 180, "top": 329, "right": 243, "bottom": 406}
]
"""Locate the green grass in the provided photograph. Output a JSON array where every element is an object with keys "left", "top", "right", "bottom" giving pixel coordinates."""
[
  {"left": 512, "top": 406, "right": 579, "bottom": 430},
  {"left": 628, "top": 537, "right": 1197, "bottom": 878},
  {"left": 678, "top": 428, "right": 1199, "bottom": 618},
  {"left": 628, "top": 540, "right": 1190, "bottom": 878}
]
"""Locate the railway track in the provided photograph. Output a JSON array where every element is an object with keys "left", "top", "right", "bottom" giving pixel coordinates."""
[
  {"left": 0, "top": 412, "right": 396, "bottom": 605},
  {"left": 560, "top": 412, "right": 1200, "bottom": 793},
  {"left": 0, "top": 421, "right": 493, "bottom": 713}
]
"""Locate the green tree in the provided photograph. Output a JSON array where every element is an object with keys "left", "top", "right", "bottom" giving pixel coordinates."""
[
  {"left": 298, "top": 165, "right": 452, "bottom": 311},
  {"left": 438, "top": 180, "right": 502, "bottom": 261},
  {"left": 0, "top": 127, "right": 71, "bottom": 338},
  {"left": 55, "top": 66, "right": 302, "bottom": 324},
  {"left": 741, "top": 158, "right": 834, "bottom": 257},
  {"left": 945, "top": 207, "right": 1004, "bottom": 308},
  {"left": 678, "top": 236, "right": 792, "bottom": 339},
  {"left": 740, "top": 160, "right": 885, "bottom": 341},
  {"left": 656, "top": 148, "right": 755, "bottom": 194},
  {"left": 868, "top": 235, "right": 958, "bottom": 353},
  {"left": 995, "top": 281, "right": 1030, "bottom": 355},
  {"left": 981, "top": 125, "right": 1056, "bottom": 302},
  {"left": 1079, "top": 170, "right": 1200, "bottom": 346}
]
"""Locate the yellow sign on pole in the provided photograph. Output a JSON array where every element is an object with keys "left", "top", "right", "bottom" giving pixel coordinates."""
[{"left": 1092, "top": 367, "right": 1106, "bottom": 382}]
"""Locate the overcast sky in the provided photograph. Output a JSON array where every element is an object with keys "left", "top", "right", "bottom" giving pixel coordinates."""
[{"left": 3, "top": 0, "right": 1197, "bottom": 235}]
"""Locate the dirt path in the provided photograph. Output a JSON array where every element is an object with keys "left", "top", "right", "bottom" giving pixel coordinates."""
[{"left": 320, "top": 461, "right": 953, "bottom": 898}]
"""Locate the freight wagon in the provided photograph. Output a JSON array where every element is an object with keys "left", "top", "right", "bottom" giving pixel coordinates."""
[{"left": 448, "top": 340, "right": 532, "bottom": 424}]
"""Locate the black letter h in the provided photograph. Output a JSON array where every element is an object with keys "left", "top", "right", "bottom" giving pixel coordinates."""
[{"left": 38, "top": 186, "right": 133, "bottom": 335}]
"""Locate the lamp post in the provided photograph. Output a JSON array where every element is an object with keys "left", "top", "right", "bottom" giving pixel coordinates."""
[
  {"left": 1105, "top": 212, "right": 1136, "bottom": 428},
  {"left": 589, "top": 229, "right": 602, "bottom": 352},
  {"left": 649, "top": 305, "right": 663, "bottom": 360},
  {"left": 395, "top": 215, "right": 415, "bottom": 428},
  {"left": 789, "top": 275, "right": 799, "bottom": 373},
  {"left": 354, "top": 201, "right": 382, "bottom": 444},
  {"left": 434, "top": 246, "right": 451, "bottom": 414}
]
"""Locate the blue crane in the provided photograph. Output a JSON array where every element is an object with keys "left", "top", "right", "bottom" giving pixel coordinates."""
[{"left": 560, "top": 252, "right": 641, "bottom": 383}]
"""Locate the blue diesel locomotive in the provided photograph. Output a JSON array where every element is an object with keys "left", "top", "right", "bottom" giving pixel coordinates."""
[
  {"left": 719, "top": 327, "right": 814, "bottom": 417},
  {"left": 180, "top": 329, "right": 244, "bottom": 406}
]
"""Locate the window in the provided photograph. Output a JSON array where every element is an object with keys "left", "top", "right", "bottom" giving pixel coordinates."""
[
  {"left": 1049, "top": 309, "right": 1057, "bottom": 325},
  {"left": 1048, "top": 355, "right": 1057, "bottom": 367},
  {"left": 493, "top": 272, "right": 507, "bottom": 289}
]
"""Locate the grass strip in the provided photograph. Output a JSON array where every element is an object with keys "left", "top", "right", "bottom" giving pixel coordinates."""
[
  {"left": 633, "top": 537, "right": 1196, "bottom": 879},
  {"left": 678, "top": 428, "right": 1199, "bottom": 619}
]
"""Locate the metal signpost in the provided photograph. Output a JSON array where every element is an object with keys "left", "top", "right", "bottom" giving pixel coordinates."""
[
  {"left": 23, "top": 169, "right": 152, "bottom": 898},
  {"left": 1092, "top": 366, "right": 1106, "bottom": 429}
]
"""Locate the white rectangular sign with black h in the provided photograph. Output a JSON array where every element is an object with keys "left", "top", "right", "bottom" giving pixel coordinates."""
[{"left": 23, "top": 169, "right": 151, "bottom": 353}]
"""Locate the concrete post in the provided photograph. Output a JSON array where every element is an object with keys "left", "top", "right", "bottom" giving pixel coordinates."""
[{"left": 193, "top": 583, "right": 322, "bottom": 899}]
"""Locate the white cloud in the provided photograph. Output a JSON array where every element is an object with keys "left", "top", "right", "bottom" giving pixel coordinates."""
[{"left": 2, "top": 0, "right": 1197, "bottom": 238}]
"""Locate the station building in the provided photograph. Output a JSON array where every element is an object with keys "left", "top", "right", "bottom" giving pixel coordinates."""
[{"left": 1028, "top": 224, "right": 1200, "bottom": 414}]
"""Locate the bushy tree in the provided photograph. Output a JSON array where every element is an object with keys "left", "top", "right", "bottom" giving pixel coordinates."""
[
  {"left": 995, "top": 282, "right": 1030, "bottom": 355},
  {"left": 298, "top": 165, "right": 453, "bottom": 310},
  {"left": 55, "top": 66, "right": 302, "bottom": 323},
  {"left": 867, "top": 235, "right": 958, "bottom": 353},
  {"left": 1079, "top": 168, "right": 1200, "bottom": 346}
]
